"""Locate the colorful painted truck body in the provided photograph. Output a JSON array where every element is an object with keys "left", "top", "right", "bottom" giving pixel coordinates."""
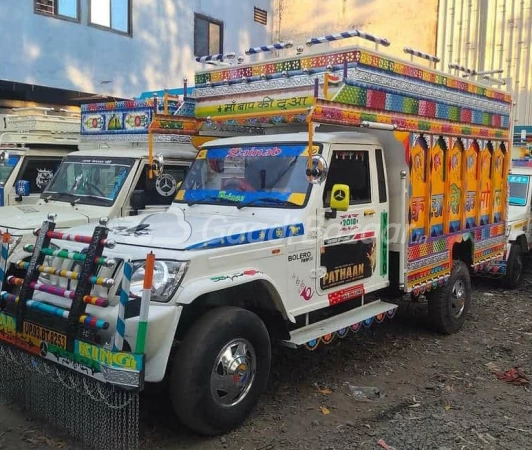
[
  {"left": 0, "top": 37, "right": 512, "bottom": 446},
  {"left": 0, "top": 108, "right": 79, "bottom": 206},
  {"left": 0, "top": 97, "right": 203, "bottom": 259}
]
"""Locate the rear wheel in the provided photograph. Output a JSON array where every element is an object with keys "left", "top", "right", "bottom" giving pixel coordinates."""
[
  {"left": 427, "top": 260, "right": 471, "bottom": 334},
  {"left": 170, "top": 306, "right": 271, "bottom": 435},
  {"left": 503, "top": 243, "right": 523, "bottom": 289}
]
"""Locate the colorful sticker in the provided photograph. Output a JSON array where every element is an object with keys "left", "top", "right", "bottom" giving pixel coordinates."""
[
  {"left": 479, "top": 146, "right": 492, "bottom": 225},
  {"left": 187, "top": 224, "right": 304, "bottom": 250},
  {"left": 339, "top": 213, "right": 359, "bottom": 231},
  {"left": 320, "top": 239, "right": 376, "bottom": 290},
  {"left": 465, "top": 142, "right": 479, "bottom": 228},
  {"left": 409, "top": 137, "right": 428, "bottom": 242},
  {"left": 429, "top": 138, "right": 446, "bottom": 237},
  {"left": 448, "top": 140, "right": 463, "bottom": 232},
  {"left": 491, "top": 145, "right": 505, "bottom": 223}
]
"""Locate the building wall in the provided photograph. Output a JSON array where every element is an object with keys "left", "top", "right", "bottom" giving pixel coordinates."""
[
  {"left": 0, "top": 0, "right": 273, "bottom": 99},
  {"left": 437, "top": 0, "right": 532, "bottom": 125},
  {"left": 273, "top": 0, "right": 439, "bottom": 62}
]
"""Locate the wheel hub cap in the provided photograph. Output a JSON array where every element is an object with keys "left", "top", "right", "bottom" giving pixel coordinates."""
[
  {"left": 451, "top": 279, "right": 466, "bottom": 319},
  {"left": 211, "top": 338, "right": 256, "bottom": 407}
]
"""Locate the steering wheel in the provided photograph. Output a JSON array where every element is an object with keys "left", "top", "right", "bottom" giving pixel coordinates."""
[
  {"left": 223, "top": 178, "right": 256, "bottom": 192},
  {"left": 84, "top": 182, "right": 107, "bottom": 197}
]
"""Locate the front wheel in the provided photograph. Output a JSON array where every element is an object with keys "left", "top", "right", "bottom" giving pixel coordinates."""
[
  {"left": 427, "top": 260, "right": 472, "bottom": 334},
  {"left": 503, "top": 243, "right": 523, "bottom": 289},
  {"left": 170, "top": 306, "right": 271, "bottom": 435}
]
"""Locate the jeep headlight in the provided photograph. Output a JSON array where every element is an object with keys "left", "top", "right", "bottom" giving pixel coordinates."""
[{"left": 129, "top": 260, "right": 188, "bottom": 303}]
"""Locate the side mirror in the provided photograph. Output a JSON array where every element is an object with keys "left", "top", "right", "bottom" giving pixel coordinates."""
[
  {"left": 152, "top": 153, "right": 164, "bottom": 176},
  {"left": 130, "top": 190, "right": 146, "bottom": 215},
  {"left": 326, "top": 184, "right": 350, "bottom": 219},
  {"left": 0, "top": 151, "right": 9, "bottom": 166},
  {"left": 15, "top": 180, "right": 30, "bottom": 202}
]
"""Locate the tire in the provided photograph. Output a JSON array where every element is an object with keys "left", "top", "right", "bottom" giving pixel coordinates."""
[
  {"left": 503, "top": 243, "right": 523, "bottom": 289},
  {"left": 170, "top": 306, "right": 271, "bottom": 435},
  {"left": 427, "top": 260, "right": 472, "bottom": 334}
]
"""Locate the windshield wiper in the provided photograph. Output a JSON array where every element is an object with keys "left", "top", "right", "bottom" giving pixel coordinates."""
[
  {"left": 237, "top": 197, "right": 300, "bottom": 209},
  {"left": 187, "top": 195, "right": 242, "bottom": 206}
]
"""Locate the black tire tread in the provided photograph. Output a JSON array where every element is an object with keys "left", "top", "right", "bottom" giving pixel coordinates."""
[
  {"left": 428, "top": 260, "right": 471, "bottom": 334},
  {"left": 503, "top": 243, "right": 523, "bottom": 289},
  {"left": 170, "top": 306, "right": 271, "bottom": 436}
]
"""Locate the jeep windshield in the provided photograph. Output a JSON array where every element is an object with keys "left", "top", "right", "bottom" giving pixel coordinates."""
[
  {"left": 508, "top": 174, "right": 530, "bottom": 206},
  {"left": 174, "top": 144, "right": 315, "bottom": 208},
  {"left": 42, "top": 156, "right": 135, "bottom": 206}
]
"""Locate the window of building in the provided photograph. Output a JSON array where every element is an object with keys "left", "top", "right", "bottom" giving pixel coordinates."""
[
  {"left": 254, "top": 7, "right": 268, "bottom": 25},
  {"left": 90, "top": 0, "right": 131, "bottom": 35},
  {"left": 34, "top": 0, "right": 79, "bottom": 21},
  {"left": 194, "top": 14, "right": 223, "bottom": 56}
]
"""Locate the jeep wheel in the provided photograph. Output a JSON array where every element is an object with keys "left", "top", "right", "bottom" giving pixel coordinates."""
[
  {"left": 427, "top": 260, "right": 471, "bottom": 334},
  {"left": 503, "top": 243, "right": 523, "bottom": 289},
  {"left": 170, "top": 306, "right": 271, "bottom": 435}
]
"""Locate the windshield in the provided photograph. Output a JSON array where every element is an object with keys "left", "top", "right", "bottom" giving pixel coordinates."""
[
  {"left": 43, "top": 156, "right": 135, "bottom": 206},
  {"left": 508, "top": 174, "right": 530, "bottom": 206},
  {"left": 174, "top": 144, "right": 314, "bottom": 208},
  {"left": 0, "top": 153, "right": 21, "bottom": 184}
]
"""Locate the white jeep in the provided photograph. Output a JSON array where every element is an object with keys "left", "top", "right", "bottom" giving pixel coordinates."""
[{"left": 0, "top": 143, "right": 196, "bottom": 258}]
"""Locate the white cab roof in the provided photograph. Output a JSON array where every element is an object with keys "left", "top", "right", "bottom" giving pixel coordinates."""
[{"left": 201, "top": 131, "right": 381, "bottom": 148}]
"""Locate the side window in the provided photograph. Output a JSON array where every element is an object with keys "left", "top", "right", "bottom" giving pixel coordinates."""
[
  {"left": 16, "top": 157, "right": 62, "bottom": 193},
  {"left": 134, "top": 164, "right": 188, "bottom": 206},
  {"left": 323, "top": 151, "right": 371, "bottom": 206}
]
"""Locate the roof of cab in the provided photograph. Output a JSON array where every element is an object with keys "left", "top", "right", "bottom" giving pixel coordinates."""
[
  {"left": 74, "top": 143, "right": 199, "bottom": 160},
  {"left": 201, "top": 131, "right": 381, "bottom": 148}
]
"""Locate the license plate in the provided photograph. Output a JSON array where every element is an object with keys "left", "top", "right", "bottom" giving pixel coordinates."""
[{"left": 23, "top": 322, "right": 67, "bottom": 349}]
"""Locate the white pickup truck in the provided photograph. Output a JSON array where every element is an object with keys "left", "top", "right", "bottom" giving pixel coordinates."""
[
  {"left": 2, "top": 44, "right": 512, "bottom": 439},
  {"left": 0, "top": 108, "right": 79, "bottom": 206},
  {"left": 0, "top": 99, "right": 200, "bottom": 258},
  {"left": 495, "top": 158, "right": 532, "bottom": 287}
]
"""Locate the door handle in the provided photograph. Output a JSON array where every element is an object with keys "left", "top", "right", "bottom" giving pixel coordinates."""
[{"left": 364, "top": 210, "right": 376, "bottom": 217}]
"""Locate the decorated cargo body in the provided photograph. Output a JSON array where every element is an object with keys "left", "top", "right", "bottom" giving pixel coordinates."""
[
  {"left": 0, "top": 31, "right": 512, "bottom": 448},
  {"left": 0, "top": 107, "right": 79, "bottom": 206},
  {"left": 0, "top": 95, "right": 204, "bottom": 259}
]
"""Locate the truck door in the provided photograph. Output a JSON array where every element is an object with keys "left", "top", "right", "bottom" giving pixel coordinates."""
[
  {"left": 315, "top": 145, "right": 389, "bottom": 304},
  {"left": 122, "top": 163, "right": 189, "bottom": 216}
]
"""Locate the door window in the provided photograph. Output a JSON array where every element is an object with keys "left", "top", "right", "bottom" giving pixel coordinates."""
[
  {"left": 323, "top": 151, "right": 371, "bottom": 206},
  {"left": 134, "top": 164, "right": 188, "bottom": 206},
  {"left": 16, "top": 157, "right": 63, "bottom": 193}
]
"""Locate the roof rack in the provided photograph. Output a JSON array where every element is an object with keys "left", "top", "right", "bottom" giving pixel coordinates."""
[
  {"left": 191, "top": 28, "right": 512, "bottom": 171},
  {"left": 2, "top": 107, "right": 80, "bottom": 134},
  {"left": 0, "top": 131, "right": 79, "bottom": 147}
]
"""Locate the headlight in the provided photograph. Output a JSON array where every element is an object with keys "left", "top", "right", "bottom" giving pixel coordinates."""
[{"left": 129, "top": 260, "right": 188, "bottom": 303}]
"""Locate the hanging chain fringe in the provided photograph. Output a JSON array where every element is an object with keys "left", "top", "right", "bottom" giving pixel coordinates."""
[{"left": 0, "top": 342, "right": 139, "bottom": 450}]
